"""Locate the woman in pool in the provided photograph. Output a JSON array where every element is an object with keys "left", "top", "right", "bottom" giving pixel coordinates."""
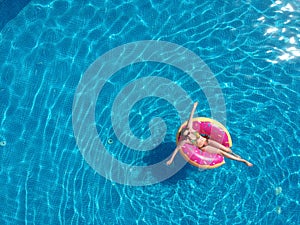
[{"left": 166, "top": 102, "right": 253, "bottom": 167}]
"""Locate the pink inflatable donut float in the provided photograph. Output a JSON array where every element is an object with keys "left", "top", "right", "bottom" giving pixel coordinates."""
[{"left": 176, "top": 117, "right": 232, "bottom": 169}]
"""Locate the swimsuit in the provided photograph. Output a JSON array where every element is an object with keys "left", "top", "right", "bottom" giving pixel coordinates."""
[{"left": 181, "top": 129, "right": 209, "bottom": 148}]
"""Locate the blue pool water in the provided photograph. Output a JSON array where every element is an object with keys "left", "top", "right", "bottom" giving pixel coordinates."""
[{"left": 0, "top": 0, "right": 299, "bottom": 224}]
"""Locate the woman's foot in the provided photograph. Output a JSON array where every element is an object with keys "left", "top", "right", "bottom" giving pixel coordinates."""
[{"left": 244, "top": 161, "right": 253, "bottom": 167}]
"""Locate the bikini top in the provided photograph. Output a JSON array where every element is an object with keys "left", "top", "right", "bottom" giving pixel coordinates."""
[{"left": 181, "top": 129, "right": 201, "bottom": 144}]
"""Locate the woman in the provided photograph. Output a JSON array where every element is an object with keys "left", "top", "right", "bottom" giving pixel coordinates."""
[{"left": 166, "top": 102, "right": 253, "bottom": 167}]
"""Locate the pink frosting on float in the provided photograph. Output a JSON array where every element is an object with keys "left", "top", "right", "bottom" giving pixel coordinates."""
[
  {"left": 194, "top": 121, "right": 230, "bottom": 147},
  {"left": 178, "top": 119, "right": 231, "bottom": 168}
]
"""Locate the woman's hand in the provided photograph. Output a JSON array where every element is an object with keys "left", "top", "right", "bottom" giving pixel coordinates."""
[
  {"left": 166, "top": 159, "right": 173, "bottom": 166},
  {"left": 193, "top": 102, "right": 198, "bottom": 108}
]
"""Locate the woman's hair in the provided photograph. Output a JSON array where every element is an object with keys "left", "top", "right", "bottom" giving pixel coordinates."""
[{"left": 200, "top": 134, "right": 210, "bottom": 139}]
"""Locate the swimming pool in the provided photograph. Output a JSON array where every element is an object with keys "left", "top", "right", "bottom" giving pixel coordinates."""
[{"left": 0, "top": 0, "right": 299, "bottom": 224}]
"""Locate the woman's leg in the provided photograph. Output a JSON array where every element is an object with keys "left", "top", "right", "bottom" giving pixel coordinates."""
[
  {"left": 221, "top": 151, "right": 253, "bottom": 166},
  {"left": 202, "top": 146, "right": 253, "bottom": 166},
  {"left": 207, "top": 139, "right": 241, "bottom": 158},
  {"left": 207, "top": 139, "right": 232, "bottom": 153}
]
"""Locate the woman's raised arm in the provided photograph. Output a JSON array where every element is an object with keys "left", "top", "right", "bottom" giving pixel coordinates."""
[{"left": 187, "top": 102, "right": 198, "bottom": 129}]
